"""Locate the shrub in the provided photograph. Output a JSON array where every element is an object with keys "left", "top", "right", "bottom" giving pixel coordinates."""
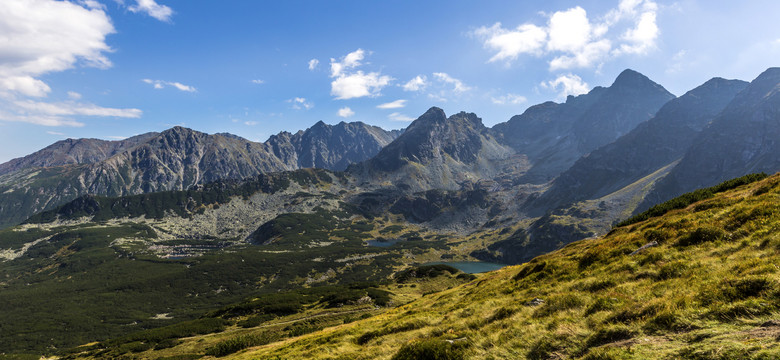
[
  {"left": 676, "top": 227, "right": 725, "bottom": 247},
  {"left": 204, "top": 333, "right": 278, "bottom": 357},
  {"left": 488, "top": 307, "right": 516, "bottom": 322},
  {"left": 585, "top": 325, "right": 635, "bottom": 348},
  {"left": 643, "top": 311, "right": 694, "bottom": 333},
  {"left": 581, "top": 347, "right": 632, "bottom": 360},
  {"left": 514, "top": 261, "right": 547, "bottom": 281},
  {"left": 657, "top": 261, "right": 689, "bottom": 280},
  {"left": 534, "top": 294, "right": 584, "bottom": 318},
  {"left": 390, "top": 339, "right": 468, "bottom": 360},
  {"left": 580, "top": 279, "right": 616, "bottom": 292},
  {"left": 585, "top": 297, "right": 620, "bottom": 316}
]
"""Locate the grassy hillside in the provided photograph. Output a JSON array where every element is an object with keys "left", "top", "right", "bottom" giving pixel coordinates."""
[{"left": 123, "top": 172, "right": 780, "bottom": 360}]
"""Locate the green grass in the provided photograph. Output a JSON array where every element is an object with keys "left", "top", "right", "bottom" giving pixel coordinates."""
[{"left": 221, "top": 173, "right": 780, "bottom": 360}]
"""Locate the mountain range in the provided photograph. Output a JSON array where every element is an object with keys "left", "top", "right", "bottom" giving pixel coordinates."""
[{"left": 3, "top": 67, "right": 780, "bottom": 356}]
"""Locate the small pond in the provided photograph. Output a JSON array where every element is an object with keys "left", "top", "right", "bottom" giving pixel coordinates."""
[{"left": 366, "top": 238, "right": 402, "bottom": 247}]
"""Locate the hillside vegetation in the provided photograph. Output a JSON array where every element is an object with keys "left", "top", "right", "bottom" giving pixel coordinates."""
[{"left": 172, "top": 172, "right": 780, "bottom": 360}]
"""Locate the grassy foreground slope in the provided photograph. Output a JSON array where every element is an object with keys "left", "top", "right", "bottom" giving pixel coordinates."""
[{"left": 231, "top": 173, "right": 780, "bottom": 360}]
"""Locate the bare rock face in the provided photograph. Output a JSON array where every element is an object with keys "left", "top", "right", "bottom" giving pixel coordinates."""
[
  {"left": 539, "top": 77, "right": 749, "bottom": 210},
  {"left": 642, "top": 67, "right": 780, "bottom": 209},
  {"left": 493, "top": 69, "right": 675, "bottom": 183},
  {"left": 267, "top": 120, "right": 401, "bottom": 171},
  {"left": 0, "top": 122, "right": 400, "bottom": 228},
  {"left": 0, "top": 132, "right": 159, "bottom": 175},
  {"left": 352, "top": 107, "right": 516, "bottom": 191}
]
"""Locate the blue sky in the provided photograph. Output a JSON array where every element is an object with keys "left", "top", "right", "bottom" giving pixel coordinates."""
[{"left": 1, "top": 0, "right": 779, "bottom": 163}]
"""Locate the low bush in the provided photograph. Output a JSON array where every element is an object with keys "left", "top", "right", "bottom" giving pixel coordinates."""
[
  {"left": 676, "top": 226, "right": 725, "bottom": 247},
  {"left": 534, "top": 294, "right": 585, "bottom": 318},
  {"left": 205, "top": 333, "right": 278, "bottom": 357},
  {"left": 390, "top": 339, "right": 468, "bottom": 360},
  {"left": 585, "top": 325, "right": 635, "bottom": 348}
]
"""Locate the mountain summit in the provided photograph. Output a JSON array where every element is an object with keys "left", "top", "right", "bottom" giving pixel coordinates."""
[{"left": 493, "top": 69, "right": 675, "bottom": 183}]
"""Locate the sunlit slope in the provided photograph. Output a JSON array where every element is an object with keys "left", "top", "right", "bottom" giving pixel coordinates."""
[{"left": 234, "top": 173, "right": 780, "bottom": 360}]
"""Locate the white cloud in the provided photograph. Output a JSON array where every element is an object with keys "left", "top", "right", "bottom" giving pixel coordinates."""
[
  {"left": 244, "top": 120, "right": 258, "bottom": 126},
  {"left": 106, "top": 135, "right": 128, "bottom": 140},
  {"left": 67, "top": 91, "right": 82, "bottom": 100},
  {"left": 541, "top": 74, "right": 590, "bottom": 100},
  {"left": 402, "top": 75, "right": 428, "bottom": 92},
  {"left": 78, "top": 0, "right": 105, "bottom": 10},
  {"left": 547, "top": 7, "right": 592, "bottom": 53},
  {"left": 288, "top": 97, "right": 313, "bottom": 110},
  {"left": 330, "top": 49, "right": 365, "bottom": 77},
  {"left": 549, "top": 40, "right": 611, "bottom": 71},
  {"left": 337, "top": 107, "right": 355, "bottom": 118},
  {"left": 491, "top": 93, "right": 527, "bottom": 105},
  {"left": 377, "top": 99, "right": 407, "bottom": 109},
  {"left": 473, "top": 0, "right": 659, "bottom": 70},
  {"left": 13, "top": 99, "right": 142, "bottom": 118},
  {"left": 388, "top": 112, "right": 415, "bottom": 122},
  {"left": 251, "top": 79, "right": 264, "bottom": 84},
  {"left": 433, "top": 73, "right": 471, "bottom": 93},
  {"left": 128, "top": 0, "right": 173, "bottom": 22},
  {"left": 0, "top": 77, "right": 52, "bottom": 98},
  {"left": 331, "top": 71, "right": 392, "bottom": 100},
  {"left": 0, "top": 99, "right": 141, "bottom": 127},
  {"left": 46, "top": 130, "right": 65, "bottom": 136},
  {"left": 308, "top": 59, "right": 319, "bottom": 70},
  {"left": 615, "top": 11, "right": 659, "bottom": 55},
  {"left": 329, "top": 49, "right": 393, "bottom": 99},
  {"left": 0, "top": 0, "right": 114, "bottom": 97},
  {"left": 473, "top": 23, "right": 547, "bottom": 62},
  {"left": 142, "top": 79, "right": 196, "bottom": 92}
]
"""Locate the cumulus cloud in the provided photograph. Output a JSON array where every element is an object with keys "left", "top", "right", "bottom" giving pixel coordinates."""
[
  {"left": 473, "top": 0, "right": 659, "bottom": 70},
  {"left": 308, "top": 59, "right": 319, "bottom": 70},
  {"left": 0, "top": 0, "right": 145, "bottom": 127},
  {"left": 251, "top": 79, "right": 264, "bottom": 84},
  {"left": 288, "top": 97, "right": 313, "bottom": 110},
  {"left": 473, "top": 23, "right": 547, "bottom": 62},
  {"left": 0, "top": 0, "right": 114, "bottom": 97},
  {"left": 402, "top": 75, "right": 428, "bottom": 92},
  {"left": 377, "top": 99, "right": 407, "bottom": 109},
  {"left": 329, "top": 49, "right": 393, "bottom": 100},
  {"left": 388, "top": 112, "right": 415, "bottom": 122},
  {"left": 491, "top": 93, "right": 527, "bottom": 105},
  {"left": 541, "top": 74, "right": 590, "bottom": 100},
  {"left": 337, "top": 107, "right": 355, "bottom": 118},
  {"left": 433, "top": 73, "right": 471, "bottom": 93},
  {"left": 142, "top": 79, "right": 196, "bottom": 92},
  {"left": 128, "top": 0, "right": 173, "bottom": 22}
]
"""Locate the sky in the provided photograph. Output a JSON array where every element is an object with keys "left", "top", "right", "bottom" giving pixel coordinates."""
[{"left": 1, "top": 0, "right": 779, "bottom": 163}]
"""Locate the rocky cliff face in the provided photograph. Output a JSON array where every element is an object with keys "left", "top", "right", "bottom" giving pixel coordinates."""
[
  {"left": 352, "top": 107, "right": 517, "bottom": 191},
  {"left": 493, "top": 69, "right": 675, "bottom": 183},
  {"left": 539, "top": 77, "right": 749, "bottom": 210},
  {"left": 642, "top": 68, "right": 780, "bottom": 209},
  {"left": 0, "top": 122, "right": 400, "bottom": 228},
  {"left": 267, "top": 121, "right": 401, "bottom": 171},
  {"left": 0, "top": 132, "right": 158, "bottom": 175}
]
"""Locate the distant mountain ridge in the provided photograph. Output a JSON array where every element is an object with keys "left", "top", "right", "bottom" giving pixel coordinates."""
[
  {"left": 350, "top": 107, "right": 517, "bottom": 191},
  {"left": 0, "top": 121, "right": 400, "bottom": 228},
  {"left": 539, "top": 77, "right": 749, "bottom": 210},
  {"left": 491, "top": 69, "right": 675, "bottom": 183},
  {"left": 642, "top": 67, "right": 780, "bottom": 208}
]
